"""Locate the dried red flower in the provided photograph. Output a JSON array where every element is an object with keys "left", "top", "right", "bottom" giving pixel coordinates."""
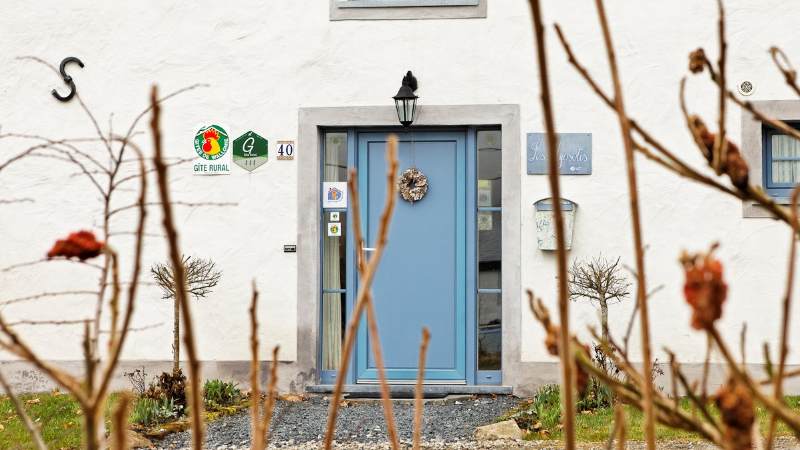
[
  {"left": 47, "top": 231, "right": 104, "bottom": 261},
  {"left": 688, "top": 48, "right": 707, "bottom": 74},
  {"left": 689, "top": 116, "right": 750, "bottom": 190},
  {"left": 681, "top": 245, "right": 728, "bottom": 330},
  {"left": 715, "top": 376, "right": 754, "bottom": 450},
  {"left": 545, "top": 324, "right": 560, "bottom": 357}
]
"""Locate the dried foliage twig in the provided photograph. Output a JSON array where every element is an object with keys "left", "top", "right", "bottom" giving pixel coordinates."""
[
  {"left": 527, "top": 1, "right": 575, "bottom": 447},
  {"left": 530, "top": 2, "right": 800, "bottom": 449},
  {"left": 150, "top": 84, "right": 204, "bottom": 450},
  {"left": 249, "top": 281, "right": 281, "bottom": 450},
  {"left": 250, "top": 282, "right": 264, "bottom": 450},
  {"left": 590, "top": 2, "right": 656, "bottom": 446},
  {"left": 0, "top": 61, "right": 205, "bottom": 449},
  {"left": 413, "top": 327, "right": 431, "bottom": 450},
  {"left": 765, "top": 186, "right": 800, "bottom": 449},
  {"left": 323, "top": 136, "right": 399, "bottom": 450},
  {"left": 111, "top": 393, "right": 132, "bottom": 450},
  {"left": 261, "top": 346, "right": 280, "bottom": 447}
]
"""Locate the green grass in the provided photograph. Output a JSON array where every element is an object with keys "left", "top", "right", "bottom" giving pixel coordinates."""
[
  {"left": 0, "top": 391, "right": 95, "bottom": 450},
  {"left": 506, "top": 394, "right": 800, "bottom": 442},
  {"left": 0, "top": 390, "right": 248, "bottom": 449}
]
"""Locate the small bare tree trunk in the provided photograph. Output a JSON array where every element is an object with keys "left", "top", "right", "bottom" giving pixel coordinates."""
[
  {"left": 599, "top": 295, "right": 609, "bottom": 343},
  {"left": 84, "top": 404, "right": 102, "bottom": 450},
  {"left": 173, "top": 297, "right": 180, "bottom": 374}
]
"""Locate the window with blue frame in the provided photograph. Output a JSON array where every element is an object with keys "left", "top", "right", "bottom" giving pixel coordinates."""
[
  {"left": 477, "top": 129, "right": 501, "bottom": 372},
  {"left": 321, "top": 131, "right": 348, "bottom": 371},
  {"left": 336, "top": 0, "right": 479, "bottom": 7},
  {"left": 763, "top": 123, "right": 800, "bottom": 198}
]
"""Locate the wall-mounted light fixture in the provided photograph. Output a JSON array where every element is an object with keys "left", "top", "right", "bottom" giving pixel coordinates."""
[{"left": 393, "top": 71, "right": 418, "bottom": 127}]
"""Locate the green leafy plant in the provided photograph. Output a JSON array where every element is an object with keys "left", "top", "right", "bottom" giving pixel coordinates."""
[
  {"left": 577, "top": 376, "right": 614, "bottom": 412},
  {"left": 577, "top": 344, "right": 620, "bottom": 412},
  {"left": 504, "top": 384, "right": 562, "bottom": 434},
  {"left": 144, "top": 369, "right": 187, "bottom": 416},
  {"left": 203, "top": 379, "right": 241, "bottom": 410},
  {"left": 130, "top": 397, "right": 179, "bottom": 427},
  {"left": 531, "top": 384, "right": 562, "bottom": 429}
]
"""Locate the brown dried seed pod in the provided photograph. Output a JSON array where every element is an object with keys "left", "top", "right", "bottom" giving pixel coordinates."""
[
  {"left": 681, "top": 247, "right": 728, "bottom": 330},
  {"left": 689, "top": 48, "right": 707, "bottom": 74},
  {"left": 715, "top": 376, "right": 754, "bottom": 450},
  {"left": 688, "top": 115, "right": 750, "bottom": 190},
  {"left": 545, "top": 325, "right": 560, "bottom": 357}
]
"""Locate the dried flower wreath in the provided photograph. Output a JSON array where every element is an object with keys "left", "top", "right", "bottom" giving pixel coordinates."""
[{"left": 397, "top": 168, "right": 428, "bottom": 203}]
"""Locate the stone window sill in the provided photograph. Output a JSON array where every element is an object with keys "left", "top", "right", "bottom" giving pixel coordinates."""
[
  {"left": 743, "top": 197, "right": 793, "bottom": 218},
  {"left": 338, "top": 0, "right": 479, "bottom": 7},
  {"left": 330, "top": 0, "right": 486, "bottom": 20}
]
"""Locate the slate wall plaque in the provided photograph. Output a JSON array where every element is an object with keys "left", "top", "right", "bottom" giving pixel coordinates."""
[{"left": 527, "top": 132, "right": 592, "bottom": 175}]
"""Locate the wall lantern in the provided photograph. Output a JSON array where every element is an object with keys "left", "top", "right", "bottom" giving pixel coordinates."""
[
  {"left": 393, "top": 71, "right": 419, "bottom": 127},
  {"left": 533, "top": 198, "right": 578, "bottom": 251}
]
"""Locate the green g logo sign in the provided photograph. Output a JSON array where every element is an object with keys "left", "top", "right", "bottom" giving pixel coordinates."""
[{"left": 233, "top": 131, "right": 268, "bottom": 172}]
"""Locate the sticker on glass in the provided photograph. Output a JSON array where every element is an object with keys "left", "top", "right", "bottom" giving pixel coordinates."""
[
  {"left": 327, "top": 222, "right": 342, "bottom": 237},
  {"left": 322, "top": 182, "right": 348, "bottom": 209}
]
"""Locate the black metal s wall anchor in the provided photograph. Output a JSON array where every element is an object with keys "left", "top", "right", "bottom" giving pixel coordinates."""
[{"left": 51, "top": 57, "right": 84, "bottom": 102}]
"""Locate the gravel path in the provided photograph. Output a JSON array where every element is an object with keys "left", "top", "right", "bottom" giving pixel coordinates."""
[
  {"left": 152, "top": 396, "right": 800, "bottom": 449},
  {"left": 155, "top": 394, "right": 520, "bottom": 449}
]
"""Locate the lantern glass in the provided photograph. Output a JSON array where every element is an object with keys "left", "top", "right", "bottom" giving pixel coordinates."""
[{"left": 395, "top": 97, "right": 417, "bottom": 127}]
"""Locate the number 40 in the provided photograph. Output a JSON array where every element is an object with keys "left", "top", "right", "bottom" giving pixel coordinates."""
[{"left": 277, "top": 142, "right": 294, "bottom": 157}]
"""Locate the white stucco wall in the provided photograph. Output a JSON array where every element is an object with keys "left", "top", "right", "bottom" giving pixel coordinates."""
[{"left": 1, "top": 0, "right": 799, "bottom": 377}]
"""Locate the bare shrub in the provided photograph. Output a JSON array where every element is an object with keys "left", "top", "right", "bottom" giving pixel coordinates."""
[
  {"left": 151, "top": 256, "right": 222, "bottom": 373},
  {"left": 527, "top": 0, "right": 800, "bottom": 448}
]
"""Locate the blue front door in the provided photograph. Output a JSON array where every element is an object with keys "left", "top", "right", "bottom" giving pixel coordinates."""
[{"left": 356, "top": 131, "right": 468, "bottom": 382}]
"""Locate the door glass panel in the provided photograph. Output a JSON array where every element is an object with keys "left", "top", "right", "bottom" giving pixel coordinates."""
[
  {"left": 324, "top": 132, "right": 348, "bottom": 182},
  {"left": 478, "top": 211, "right": 501, "bottom": 289},
  {"left": 478, "top": 292, "right": 501, "bottom": 370},
  {"left": 321, "top": 131, "right": 348, "bottom": 372},
  {"left": 477, "top": 128, "right": 502, "bottom": 374},
  {"left": 321, "top": 293, "right": 345, "bottom": 370},
  {"left": 477, "top": 130, "right": 501, "bottom": 207},
  {"left": 322, "top": 213, "right": 347, "bottom": 290}
]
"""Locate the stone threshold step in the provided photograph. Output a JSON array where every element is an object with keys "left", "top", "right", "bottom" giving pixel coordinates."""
[{"left": 306, "top": 384, "right": 512, "bottom": 398}]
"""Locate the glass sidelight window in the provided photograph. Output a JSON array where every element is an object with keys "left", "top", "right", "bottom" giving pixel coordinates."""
[
  {"left": 764, "top": 124, "right": 800, "bottom": 198},
  {"left": 321, "top": 132, "right": 348, "bottom": 371},
  {"left": 477, "top": 129, "right": 502, "bottom": 372}
]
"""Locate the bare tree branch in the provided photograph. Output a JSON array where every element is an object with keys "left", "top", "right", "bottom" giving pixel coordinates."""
[
  {"left": 527, "top": 2, "right": 576, "bottom": 448},
  {"left": 150, "top": 84, "right": 205, "bottom": 450},
  {"left": 0, "top": 290, "right": 99, "bottom": 306}
]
